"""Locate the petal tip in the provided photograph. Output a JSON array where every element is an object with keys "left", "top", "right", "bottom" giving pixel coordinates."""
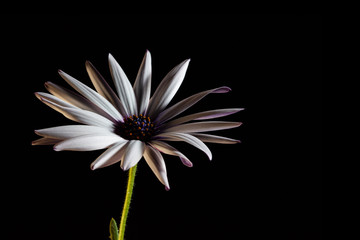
[
  {"left": 224, "top": 86, "right": 232, "bottom": 92},
  {"left": 214, "top": 86, "right": 232, "bottom": 93},
  {"left": 85, "top": 60, "right": 91, "bottom": 67},
  {"left": 165, "top": 186, "right": 170, "bottom": 191},
  {"left": 120, "top": 164, "right": 129, "bottom": 171},
  {"left": 43, "top": 82, "right": 53, "bottom": 90},
  {"left": 180, "top": 58, "right": 191, "bottom": 67},
  {"left": 180, "top": 157, "right": 193, "bottom": 167}
]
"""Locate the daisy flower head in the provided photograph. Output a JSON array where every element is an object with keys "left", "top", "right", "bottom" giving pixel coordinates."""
[{"left": 33, "top": 50, "right": 243, "bottom": 190}]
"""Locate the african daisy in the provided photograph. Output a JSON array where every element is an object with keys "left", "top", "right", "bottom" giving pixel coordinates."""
[{"left": 33, "top": 50, "right": 243, "bottom": 190}]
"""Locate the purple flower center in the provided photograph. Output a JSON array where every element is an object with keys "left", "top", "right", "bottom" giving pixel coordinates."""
[{"left": 115, "top": 114, "right": 156, "bottom": 142}]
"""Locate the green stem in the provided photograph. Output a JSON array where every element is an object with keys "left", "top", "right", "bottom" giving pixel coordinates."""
[{"left": 118, "top": 164, "right": 137, "bottom": 240}]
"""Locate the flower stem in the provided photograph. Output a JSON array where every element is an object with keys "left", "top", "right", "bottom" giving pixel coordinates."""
[{"left": 118, "top": 164, "right": 137, "bottom": 240}]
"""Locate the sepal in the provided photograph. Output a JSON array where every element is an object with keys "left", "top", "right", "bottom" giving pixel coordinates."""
[{"left": 109, "top": 218, "right": 119, "bottom": 240}]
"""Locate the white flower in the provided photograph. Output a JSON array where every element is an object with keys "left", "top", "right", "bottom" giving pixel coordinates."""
[{"left": 33, "top": 51, "right": 243, "bottom": 190}]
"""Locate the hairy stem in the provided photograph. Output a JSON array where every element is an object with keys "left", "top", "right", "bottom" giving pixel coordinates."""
[{"left": 118, "top": 164, "right": 137, "bottom": 240}]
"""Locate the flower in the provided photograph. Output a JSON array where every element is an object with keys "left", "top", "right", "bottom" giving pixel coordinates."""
[{"left": 33, "top": 51, "right": 243, "bottom": 190}]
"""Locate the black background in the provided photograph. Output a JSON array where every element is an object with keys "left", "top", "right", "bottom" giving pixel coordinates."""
[{"left": 2, "top": 14, "right": 321, "bottom": 239}]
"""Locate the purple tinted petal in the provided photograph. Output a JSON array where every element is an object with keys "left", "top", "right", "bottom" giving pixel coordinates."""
[
  {"left": 192, "top": 133, "right": 241, "bottom": 144},
  {"left": 149, "top": 140, "right": 193, "bottom": 167},
  {"left": 155, "top": 86, "right": 232, "bottom": 124},
  {"left": 164, "top": 108, "right": 244, "bottom": 128},
  {"left": 143, "top": 145, "right": 170, "bottom": 189},
  {"left": 163, "top": 121, "right": 242, "bottom": 134},
  {"left": 156, "top": 132, "right": 212, "bottom": 160}
]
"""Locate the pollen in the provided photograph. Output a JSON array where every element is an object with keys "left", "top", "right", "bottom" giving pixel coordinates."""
[{"left": 114, "top": 114, "right": 156, "bottom": 142}]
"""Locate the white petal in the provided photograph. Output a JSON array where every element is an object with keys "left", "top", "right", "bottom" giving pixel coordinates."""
[
  {"left": 163, "top": 121, "right": 242, "bottom": 133},
  {"left": 35, "top": 125, "right": 113, "bottom": 140},
  {"left": 39, "top": 98, "right": 115, "bottom": 129},
  {"left": 150, "top": 140, "right": 193, "bottom": 167},
  {"left": 85, "top": 61, "right": 127, "bottom": 117},
  {"left": 32, "top": 137, "right": 61, "bottom": 146},
  {"left": 165, "top": 108, "right": 244, "bottom": 127},
  {"left": 58, "top": 70, "right": 123, "bottom": 121},
  {"left": 54, "top": 133, "right": 123, "bottom": 151},
  {"left": 192, "top": 133, "right": 241, "bottom": 144},
  {"left": 133, "top": 50, "right": 152, "bottom": 114},
  {"left": 44, "top": 82, "right": 115, "bottom": 121},
  {"left": 91, "top": 141, "right": 128, "bottom": 170},
  {"left": 35, "top": 92, "right": 75, "bottom": 109},
  {"left": 108, "top": 54, "right": 138, "bottom": 116},
  {"left": 155, "top": 86, "right": 231, "bottom": 124},
  {"left": 36, "top": 94, "right": 80, "bottom": 122},
  {"left": 156, "top": 132, "right": 212, "bottom": 160},
  {"left": 121, "top": 140, "right": 145, "bottom": 170},
  {"left": 147, "top": 59, "right": 190, "bottom": 118},
  {"left": 143, "top": 145, "right": 170, "bottom": 190}
]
